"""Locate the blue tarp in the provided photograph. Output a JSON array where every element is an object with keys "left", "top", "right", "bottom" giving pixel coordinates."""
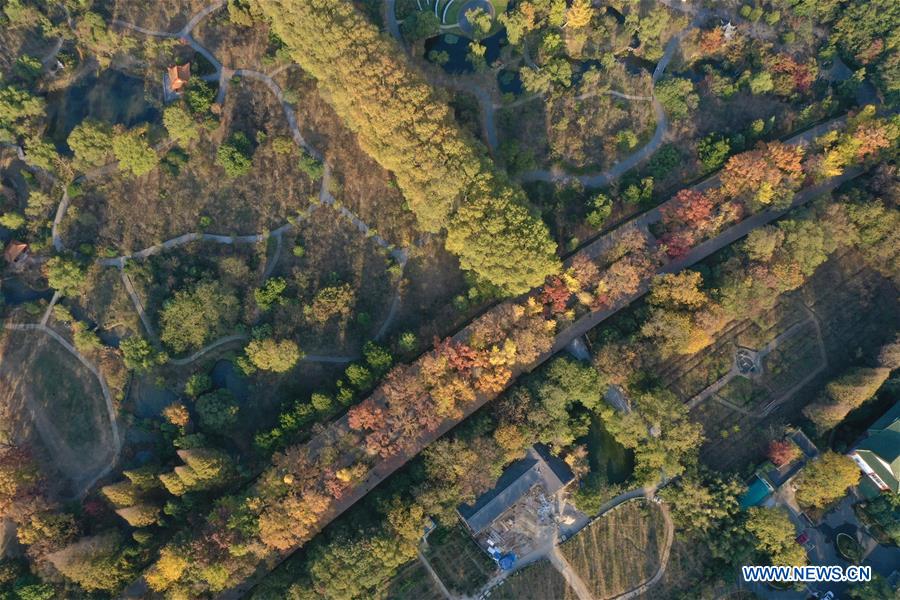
[{"left": 498, "top": 553, "right": 516, "bottom": 570}]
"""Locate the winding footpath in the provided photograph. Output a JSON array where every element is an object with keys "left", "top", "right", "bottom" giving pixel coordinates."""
[{"left": 384, "top": 1, "right": 688, "bottom": 187}]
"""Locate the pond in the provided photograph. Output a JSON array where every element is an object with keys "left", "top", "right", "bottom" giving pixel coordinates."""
[
  {"left": 212, "top": 359, "right": 250, "bottom": 403},
  {"left": 0, "top": 277, "right": 52, "bottom": 306},
  {"left": 585, "top": 414, "right": 634, "bottom": 484},
  {"left": 425, "top": 30, "right": 506, "bottom": 75},
  {"left": 45, "top": 69, "right": 159, "bottom": 152},
  {"left": 497, "top": 68, "right": 523, "bottom": 96}
]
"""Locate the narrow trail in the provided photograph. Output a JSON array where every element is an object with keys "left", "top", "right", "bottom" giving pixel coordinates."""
[
  {"left": 608, "top": 503, "right": 675, "bottom": 600},
  {"left": 549, "top": 546, "right": 593, "bottom": 600},
  {"left": 384, "top": 0, "right": 683, "bottom": 186},
  {"left": 6, "top": 322, "right": 122, "bottom": 498}
]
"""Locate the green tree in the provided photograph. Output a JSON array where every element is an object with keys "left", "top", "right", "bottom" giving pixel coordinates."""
[
  {"left": 654, "top": 77, "right": 698, "bottom": 120},
  {"left": 244, "top": 338, "right": 302, "bottom": 373},
  {"left": 195, "top": 390, "right": 239, "bottom": 433},
  {"left": 793, "top": 452, "right": 860, "bottom": 509},
  {"left": 254, "top": 278, "right": 286, "bottom": 311},
  {"left": 0, "top": 85, "right": 44, "bottom": 141},
  {"left": 163, "top": 105, "right": 200, "bottom": 145},
  {"left": 305, "top": 283, "right": 356, "bottom": 323},
  {"left": 184, "top": 79, "right": 216, "bottom": 115},
  {"left": 745, "top": 507, "right": 806, "bottom": 566},
  {"left": 120, "top": 337, "right": 166, "bottom": 372},
  {"left": 184, "top": 373, "right": 213, "bottom": 398},
  {"left": 159, "top": 282, "right": 240, "bottom": 353},
  {"left": 697, "top": 134, "right": 731, "bottom": 173},
  {"left": 465, "top": 7, "right": 494, "bottom": 39},
  {"left": 0, "top": 212, "right": 25, "bottom": 230},
  {"left": 401, "top": 11, "right": 439, "bottom": 41},
  {"left": 847, "top": 574, "right": 899, "bottom": 600},
  {"left": 216, "top": 132, "right": 254, "bottom": 177},
  {"left": 48, "top": 532, "right": 137, "bottom": 593},
  {"left": 45, "top": 256, "right": 85, "bottom": 296},
  {"left": 586, "top": 193, "right": 613, "bottom": 228},
  {"left": 112, "top": 127, "right": 157, "bottom": 177},
  {"left": 67, "top": 119, "right": 113, "bottom": 170}
]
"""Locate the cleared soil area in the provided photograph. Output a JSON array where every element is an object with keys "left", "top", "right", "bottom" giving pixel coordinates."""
[
  {"left": 561, "top": 499, "right": 666, "bottom": 599},
  {"left": 0, "top": 330, "right": 115, "bottom": 496},
  {"left": 492, "top": 559, "right": 579, "bottom": 600}
]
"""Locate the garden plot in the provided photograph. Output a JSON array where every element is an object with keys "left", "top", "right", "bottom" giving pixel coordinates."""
[
  {"left": 491, "top": 559, "right": 578, "bottom": 600},
  {"left": 561, "top": 499, "right": 666, "bottom": 599},
  {"left": 423, "top": 525, "right": 496, "bottom": 596},
  {"left": 377, "top": 559, "right": 444, "bottom": 600}
]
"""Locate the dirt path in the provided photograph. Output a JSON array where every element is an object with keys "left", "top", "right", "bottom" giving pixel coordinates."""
[
  {"left": 5, "top": 322, "right": 121, "bottom": 498},
  {"left": 549, "top": 546, "right": 594, "bottom": 600},
  {"left": 608, "top": 503, "right": 675, "bottom": 600}
]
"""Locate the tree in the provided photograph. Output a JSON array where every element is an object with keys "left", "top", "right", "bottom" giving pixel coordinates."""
[
  {"left": 159, "top": 282, "right": 240, "bottom": 353},
  {"left": 184, "top": 373, "right": 212, "bottom": 398},
  {"left": 745, "top": 507, "right": 806, "bottom": 567},
  {"left": 465, "top": 7, "right": 493, "bottom": 39},
  {"left": 163, "top": 106, "right": 199, "bottom": 145},
  {"left": 254, "top": 277, "right": 286, "bottom": 311},
  {"left": 305, "top": 283, "right": 356, "bottom": 323},
  {"left": 767, "top": 439, "right": 801, "bottom": 467},
  {"left": 45, "top": 257, "right": 85, "bottom": 297},
  {"left": 660, "top": 472, "right": 743, "bottom": 532},
  {"left": 195, "top": 390, "right": 239, "bottom": 433},
  {"left": 586, "top": 193, "right": 613, "bottom": 228},
  {"left": 446, "top": 174, "right": 560, "bottom": 294},
  {"left": 120, "top": 336, "right": 166, "bottom": 372},
  {"left": 184, "top": 79, "right": 216, "bottom": 115},
  {"left": 47, "top": 531, "right": 137, "bottom": 593},
  {"left": 401, "top": 11, "right": 439, "bottom": 41},
  {"left": 0, "top": 212, "right": 25, "bottom": 230},
  {"left": 803, "top": 367, "right": 891, "bottom": 432},
  {"left": 565, "top": 0, "right": 594, "bottom": 29},
  {"left": 847, "top": 574, "right": 900, "bottom": 600},
  {"left": 697, "top": 134, "right": 731, "bottom": 173},
  {"left": 216, "top": 132, "right": 254, "bottom": 177},
  {"left": 163, "top": 403, "right": 190, "bottom": 429},
  {"left": 112, "top": 127, "right": 157, "bottom": 177},
  {"left": 67, "top": 119, "right": 113, "bottom": 170},
  {"left": 794, "top": 452, "right": 860, "bottom": 509},
  {"left": 245, "top": 338, "right": 301, "bottom": 373},
  {"left": 601, "top": 389, "right": 704, "bottom": 484},
  {"left": 654, "top": 77, "right": 698, "bottom": 120},
  {"left": 254, "top": 0, "right": 559, "bottom": 292},
  {"left": 0, "top": 85, "right": 44, "bottom": 142}
]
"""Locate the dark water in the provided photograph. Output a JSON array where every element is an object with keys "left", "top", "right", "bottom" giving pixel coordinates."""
[
  {"left": 424, "top": 30, "right": 506, "bottom": 75},
  {"left": 0, "top": 277, "right": 52, "bottom": 305},
  {"left": 497, "top": 68, "right": 523, "bottom": 95},
  {"left": 212, "top": 359, "right": 250, "bottom": 402},
  {"left": 45, "top": 69, "right": 159, "bottom": 152},
  {"left": 586, "top": 414, "right": 635, "bottom": 484}
]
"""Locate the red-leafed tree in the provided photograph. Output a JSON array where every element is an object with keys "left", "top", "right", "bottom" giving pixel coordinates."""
[
  {"left": 662, "top": 189, "right": 715, "bottom": 229},
  {"left": 660, "top": 231, "right": 695, "bottom": 258},
  {"left": 348, "top": 400, "right": 385, "bottom": 431},
  {"left": 767, "top": 439, "right": 801, "bottom": 467},
  {"left": 540, "top": 276, "right": 572, "bottom": 313}
]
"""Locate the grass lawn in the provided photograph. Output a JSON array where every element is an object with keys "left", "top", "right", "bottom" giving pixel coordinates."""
[
  {"left": 424, "top": 524, "right": 496, "bottom": 595},
  {"left": 561, "top": 500, "right": 666, "bottom": 599},
  {"left": 491, "top": 559, "right": 578, "bottom": 600},
  {"left": 378, "top": 559, "right": 444, "bottom": 600}
]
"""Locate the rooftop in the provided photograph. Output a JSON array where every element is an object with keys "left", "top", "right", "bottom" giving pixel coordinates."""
[{"left": 458, "top": 445, "right": 574, "bottom": 535}]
